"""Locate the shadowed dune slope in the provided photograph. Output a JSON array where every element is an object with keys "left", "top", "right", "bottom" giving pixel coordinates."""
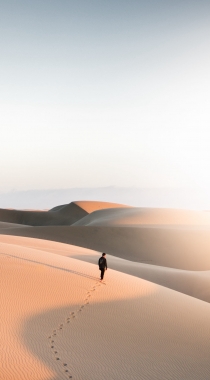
[
  {"left": 0, "top": 221, "right": 30, "bottom": 229},
  {"left": 73, "top": 207, "right": 210, "bottom": 226},
  {"left": 1, "top": 236, "right": 210, "bottom": 379},
  {"left": 2, "top": 225, "right": 210, "bottom": 270},
  {"left": 0, "top": 202, "right": 88, "bottom": 226}
]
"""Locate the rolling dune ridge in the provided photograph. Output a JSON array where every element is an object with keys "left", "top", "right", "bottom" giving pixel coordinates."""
[{"left": 73, "top": 207, "right": 210, "bottom": 226}]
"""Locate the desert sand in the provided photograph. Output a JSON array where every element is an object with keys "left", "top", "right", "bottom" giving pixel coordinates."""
[{"left": 1, "top": 201, "right": 210, "bottom": 379}]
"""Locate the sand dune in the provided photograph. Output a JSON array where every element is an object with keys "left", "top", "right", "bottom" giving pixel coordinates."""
[
  {"left": 0, "top": 201, "right": 131, "bottom": 227},
  {"left": 1, "top": 201, "right": 210, "bottom": 378},
  {"left": 2, "top": 224, "right": 210, "bottom": 270},
  {"left": 0, "top": 202, "right": 87, "bottom": 226},
  {"left": 3, "top": 202, "right": 210, "bottom": 229},
  {"left": 1, "top": 236, "right": 210, "bottom": 379},
  {"left": 73, "top": 206, "right": 210, "bottom": 226},
  {"left": 1, "top": 234, "right": 210, "bottom": 303}
]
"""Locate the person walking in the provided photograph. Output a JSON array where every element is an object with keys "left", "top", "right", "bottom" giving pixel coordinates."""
[{"left": 98, "top": 253, "right": 107, "bottom": 281}]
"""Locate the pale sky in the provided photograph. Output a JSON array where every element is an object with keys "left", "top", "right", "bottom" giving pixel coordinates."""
[{"left": 1, "top": 1, "right": 210, "bottom": 199}]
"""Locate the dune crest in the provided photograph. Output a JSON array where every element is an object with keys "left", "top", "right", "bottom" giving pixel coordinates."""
[{"left": 74, "top": 200, "right": 130, "bottom": 213}]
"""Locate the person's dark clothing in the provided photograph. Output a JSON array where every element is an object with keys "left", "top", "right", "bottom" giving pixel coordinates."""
[
  {"left": 100, "top": 268, "right": 105, "bottom": 280},
  {"left": 98, "top": 256, "right": 107, "bottom": 280},
  {"left": 98, "top": 257, "right": 107, "bottom": 270}
]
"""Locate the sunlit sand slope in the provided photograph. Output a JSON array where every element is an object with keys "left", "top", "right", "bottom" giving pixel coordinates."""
[
  {"left": 73, "top": 207, "right": 210, "bottom": 226},
  {"left": 74, "top": 200, "right": 130, "bottom": 213},
  {"left": 2, "top": 225, "right": 210, "bottom": 270},
  {"left": 1, "top": 235, "right": 210, "bottom": 304},
  {"left": 1, "top": 236, "right": 210, "bottom": 380}
]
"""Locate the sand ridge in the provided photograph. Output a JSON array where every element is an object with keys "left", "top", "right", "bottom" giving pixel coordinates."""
[
  {"left": 73, "top": 200, "right": 131, "bottom": 213},
  {"left": 73, "top": 207, "right": 210, "bottom": 226}
]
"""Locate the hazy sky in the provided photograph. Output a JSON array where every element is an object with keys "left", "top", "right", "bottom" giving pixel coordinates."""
[{"left": 1, "top": 1, "right": 210, "bottom": 196}]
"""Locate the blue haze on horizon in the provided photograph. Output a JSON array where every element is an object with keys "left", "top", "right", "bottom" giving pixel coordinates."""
[{"left": 1, "top": 0, "right": 210, "bottom": 208}]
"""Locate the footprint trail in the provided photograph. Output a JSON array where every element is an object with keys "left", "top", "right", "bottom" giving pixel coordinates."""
[{"left": 48, "top": 280, "right": 102, "bottom": 379}]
